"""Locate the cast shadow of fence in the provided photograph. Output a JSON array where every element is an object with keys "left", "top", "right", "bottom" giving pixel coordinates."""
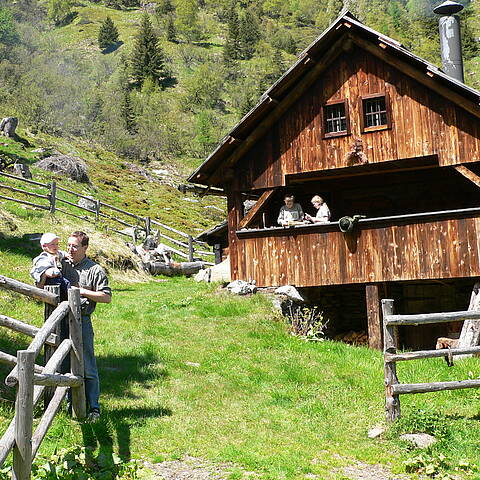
[{"left": 81, "top": 351, "right": 171, "bottom": 460}]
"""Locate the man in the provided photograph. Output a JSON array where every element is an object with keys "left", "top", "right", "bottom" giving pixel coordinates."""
[
  {"left": 63, "top": 231, "right": 112, "bottom": 422},
  {"left": 277, "top": 194, "right": 304, "bottom": 226}
]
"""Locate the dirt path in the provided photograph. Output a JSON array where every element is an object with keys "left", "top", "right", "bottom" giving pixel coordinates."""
[{"left": 143, "top": 457, "right": 411, "bottom": 480}]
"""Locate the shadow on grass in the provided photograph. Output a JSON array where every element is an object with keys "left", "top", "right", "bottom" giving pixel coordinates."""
[
  {"left": 101, "top": 41, "right": 124, "bottom": 54},
  {"left": 77, "top": 351, "right": 170, "bottom": 459},
  {"left": 81, "top": 405, "right": 172, "bottom": 460},
  {"left": 0, "top": 233, "right": 41, "bottom": 260}
]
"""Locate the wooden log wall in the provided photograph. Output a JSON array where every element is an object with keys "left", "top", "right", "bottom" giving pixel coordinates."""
[
  {"left": 236, "top": 47, "right": 480, "bottom": 191},
  {"left": 235, "top": 216, "right": 480, "bottom": 287}
]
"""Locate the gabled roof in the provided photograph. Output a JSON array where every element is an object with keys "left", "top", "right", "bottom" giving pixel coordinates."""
[{"left": 187, "top": 10, "right": 480, "bottom": 188}]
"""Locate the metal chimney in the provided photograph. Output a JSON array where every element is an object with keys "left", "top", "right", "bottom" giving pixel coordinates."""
[{"left": 433, "top": 0, "right": 465, "bottom": 82}]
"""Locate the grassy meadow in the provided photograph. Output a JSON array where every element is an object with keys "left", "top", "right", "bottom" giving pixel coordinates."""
[{"left": 1, "top": 210, "right": 480, "bottom": 479}]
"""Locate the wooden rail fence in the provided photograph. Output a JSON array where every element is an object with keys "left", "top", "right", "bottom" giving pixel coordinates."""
[
  {"left": 0, "top": 171, "right": 214, "bottom": 264},
  {"left": 382, "top": 299, "right": 480, "bottom": 422},
  {"left": 0, "top": 275, "right": 85, "bottom": 479}
]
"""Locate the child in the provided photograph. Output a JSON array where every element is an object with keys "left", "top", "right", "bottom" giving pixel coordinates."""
[{"left": 30, "top": 232, "right": 71, "bottom": 301}]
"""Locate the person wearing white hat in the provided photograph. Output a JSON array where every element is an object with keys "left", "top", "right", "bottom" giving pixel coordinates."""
[{"left": 30, "top": 232, "right": 71, "bottom": 299}]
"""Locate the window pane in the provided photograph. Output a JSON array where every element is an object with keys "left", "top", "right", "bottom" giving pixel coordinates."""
[
  {"left": 364, "top": 97, "right": 387, "bottom": 128},
  {"left": 325, "top": 103, "right": 347, "bottom": 133}
]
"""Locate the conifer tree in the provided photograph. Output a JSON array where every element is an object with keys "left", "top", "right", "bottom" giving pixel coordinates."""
[
  {"left": 121, "top": 89, "right": 137, "bottom": 134},
  {"left": 166, "top": 14, "right": 177, "bottom": 42},
  {"left": 98, "top": 16, "right": 119, "bottom": 50},
  {"left": 156, "top": 0, "right": 175, "bottom": 15},
  {"left": 223, "top": 1, "right": 240, "bottom": 64},
  {"left": 130, "top": 13, "right": 166, "bottom": 89},
  {"left": 238, "top": 8, "right": 261, "bottom": 60}
]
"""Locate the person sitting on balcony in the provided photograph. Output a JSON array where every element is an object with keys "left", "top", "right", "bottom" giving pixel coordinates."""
[
  {"left": 277, "top": 194, "right": 304, "bottom": 226},
  {"left": 305, "top": 195, "right": 331, "bottom": 223}
]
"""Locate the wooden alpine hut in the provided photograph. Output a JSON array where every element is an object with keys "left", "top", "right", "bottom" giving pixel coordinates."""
[{"left": 187, "top": 7, "right": 480, "bottom": 349}]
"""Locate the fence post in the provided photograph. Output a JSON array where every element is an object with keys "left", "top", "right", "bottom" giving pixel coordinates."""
[
  {"left": 49, "top": 181, "right": 56, "bottom": 214},
  {"left": 188, "top": 235, "right": 194, "bottom": 262},
  {"left": 68, "top": 288, "right": 86, "bottom": 419},
  {"left": 43, "top": 285, "right": 60, "bottom": 410},
  {"left": 382, "top": 299, "right": 400, "bottom": 422},
  {"left": 214, "top": 244, "right": 222, "bottom": 264},
  {"left": 95, "top": 200, "right": 101, "bottom": 223},
  {"left": 145, "top": 216, "right": 151, "bottom": 238},
  {"left": 13, "top": 350, "right": 35, "bottom": 480}
]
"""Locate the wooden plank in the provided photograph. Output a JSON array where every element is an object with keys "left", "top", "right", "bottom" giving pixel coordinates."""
[
  {"left": 385, "top": 310, "right": 480, "bottom": 326},
  {"left": 238, "top": 189, "right": 277, "bottom": 229},
  {"left": 385, "top": 345, "right": 480, "bottom": 362},
  {"left": 0, "top": 193, "right": 48, "bottom": 210},
  {"left": 366, "top": 284, "right": 382, "bottom": 349},
  {"left": 382, "top": 299, "right": 400, "bottom": 422},
  {"left": 13, "top": 350, "right": 35, "bottom": 480},
  {"left": 454, "top": 165, "right": 480, "bottom": 189},
  {"left": 6, "top": 302, "right": 70, "bottom": 387},
  {"left": 0, "top": 315, "right": 58, "bottom": 346},
  {"left": 0, "top": 275, "right": 59, "bottom": 306},
  {"left": 393, "top": 379, "right": 480, "bottom": 395}
]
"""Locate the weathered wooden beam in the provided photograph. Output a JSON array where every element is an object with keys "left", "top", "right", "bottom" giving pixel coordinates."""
[
  {"left": 31, "top": 387, "right": 68, "bottom": 459},
  {"left": 6, "top": 302, "right": 70, "bottom": 387},
  {"left": 454, "top": 165, "right": 480, "bottom": 189},
  {"left": 68, "top": 288, "right": 86, "bottom": 420},
  {"left": 0, "top": 351, "right": 44, "bottom": 373},
  {"left": 365, "top": 284, "right": 382, "bottom": 350},
  {"left": 0, "top": 314, "right": 58, "bottom": 346},
  {"left": 382, "top": 299, "right": 400, "bottom": 422},
  {"left": 238, "top": 189, "right": 277, "bottom": 229},
  {"left": 393, "top": 379, "right": 480, "bottom": 395},
  {"left": 0, "top": 275, "right": 59, "bottom": 306},
  {"left": 385, "top": 310, "right": 480, "bottom": 326},
  {"left": 385, "top": 345, "right": 480, "bottom": 362},
  {"left": 33, "top": 373, "right": 83, "bottom": 387},
  {"left": 0, "top": 340, "right": 71, "bottom": 467},
  {"left": 13, "top": 350, "right": 34, "bottom": 480},
  {"left": 351, "top": 36, "right": 480, "bottom": 120}
]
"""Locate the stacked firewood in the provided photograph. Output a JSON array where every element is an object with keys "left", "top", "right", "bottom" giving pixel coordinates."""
[{"left": 334, "top": 330, "right": 368, "bottom": 345}]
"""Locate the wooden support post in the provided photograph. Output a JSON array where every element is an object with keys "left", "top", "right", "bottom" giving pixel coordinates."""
[
  {"left": 382, "top": 299, "right": 400, "bottom": 422},
  {"left": 49, "top": 181, "right": 56, "bottom": 214},
  {"left": 43, "top": 285, "right": 60, "bottom": 410},
  {"left": 188, "top": 235, "right": 194, "bottom": 262},
  {"left": 68, "top": 288, "right": 86, "bottom": 419},
  {"left": 13, "top": 350, "right": 34, "bottom": 480},
  {"left": 95, "top": 200, "right": 101, "bottom": 223},
  {"left": 145, "top": 216, "right": 151, "bottom": 238},
  {"left": 214, "top": 244, "right": 222, "bottom": 265},
  {"left": 366, "top": 284, "right": 383, "bottom": 350}
]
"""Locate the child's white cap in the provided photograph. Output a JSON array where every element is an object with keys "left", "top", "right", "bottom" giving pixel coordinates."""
[{"left": 40, "top": 232, "right": 59, "bottom": 245}]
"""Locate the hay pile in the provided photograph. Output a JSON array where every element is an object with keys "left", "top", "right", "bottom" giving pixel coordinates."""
[{"left": 34, "top": 155, "right": 90, "bottom": 183}]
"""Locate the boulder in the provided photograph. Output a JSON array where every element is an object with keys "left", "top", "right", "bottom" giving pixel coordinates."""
[
  {"left": 78, "top": 197, "right": 97, "bottom": 211},
  {"left": 0, "top": 117, "right": 18, "bottom": 137},
  {"left": 12, "top": 162, "right": 32, "bottom": 179},
  {"left": 400, "top": 433, "right": 436, "bottom": 449},
  {"left": 34, "top": 155, "right": 90, "bottom": 183},
  {"left": 226, "top": 280, "right": 256, "bottom": 295},
  {"left": 194, "top": 258, "right": 231, "bottom": 283},
  {"left": 275, "top": 285, "right": 305, "bottom": 303}
]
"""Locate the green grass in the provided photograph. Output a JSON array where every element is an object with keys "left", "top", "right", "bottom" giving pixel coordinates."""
[{"left": 2, "top": 272, "right": 480, "bottom": 479}]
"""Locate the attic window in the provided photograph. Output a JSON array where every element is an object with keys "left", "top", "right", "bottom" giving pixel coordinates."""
[
  {"left": 361, "top": 94, "right": 391, "bottom": 132},
  {"left": 323, "top": 101, "right": 349, "bottom": 137}
]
